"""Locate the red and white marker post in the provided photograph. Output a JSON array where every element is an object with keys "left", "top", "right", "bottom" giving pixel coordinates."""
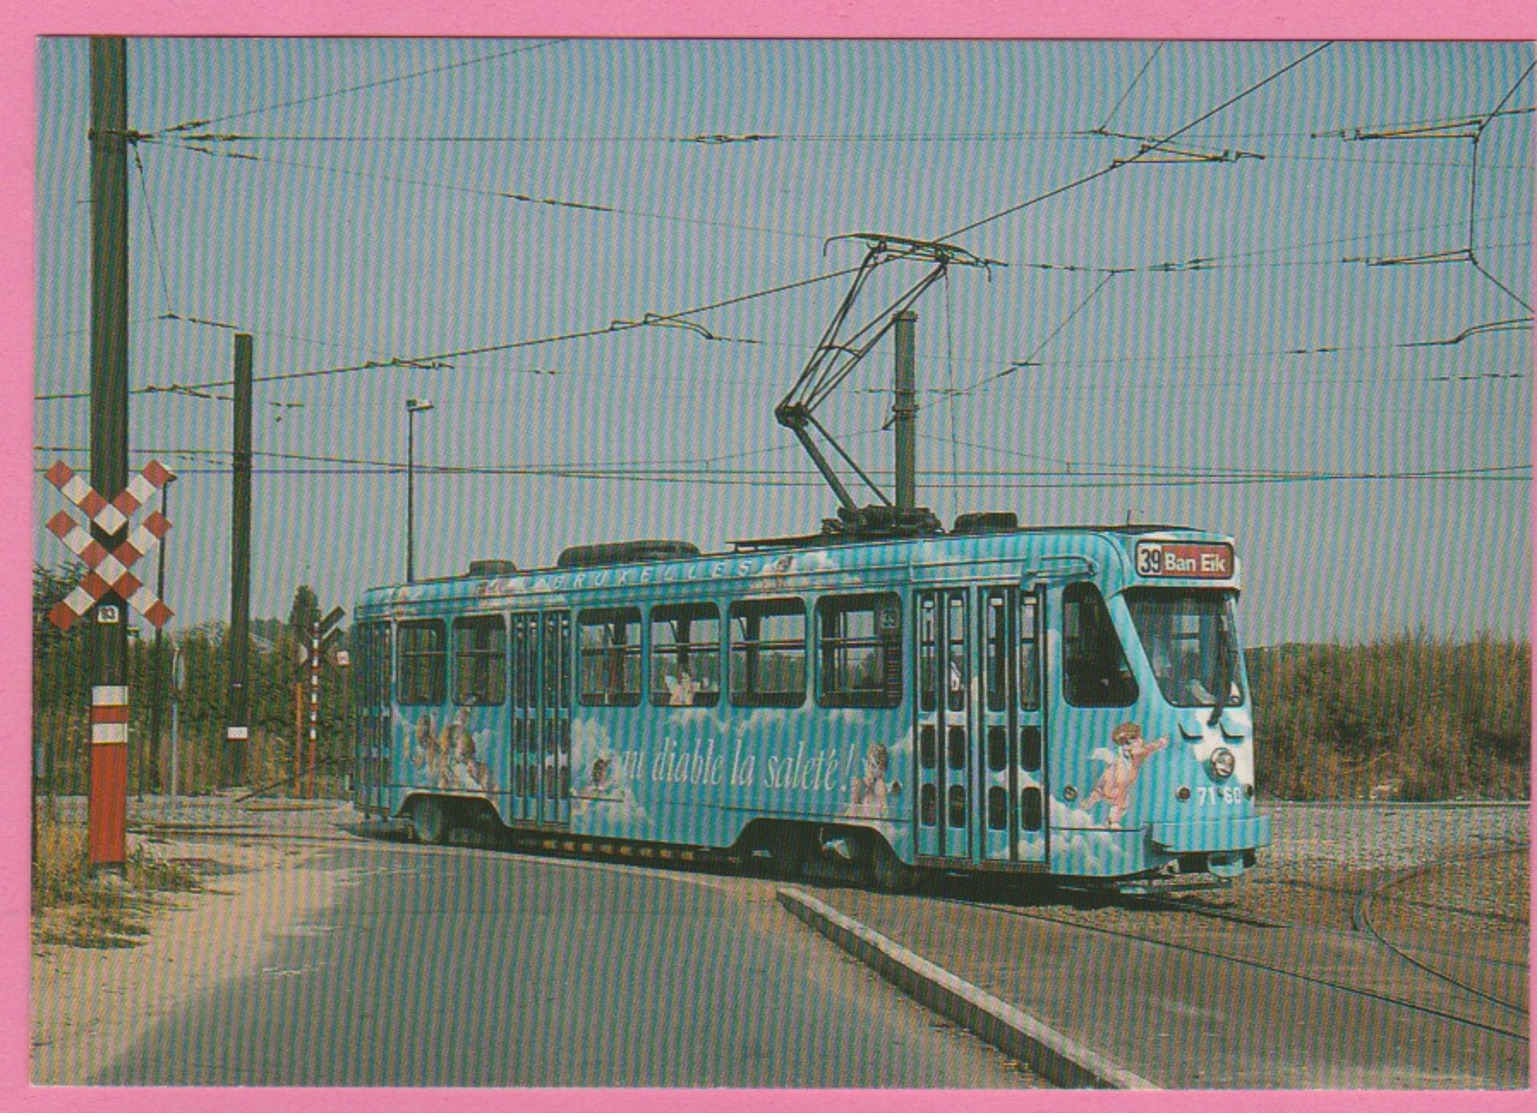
[{"left": 44, "top": 459, "right": 174, "bottom": 868}]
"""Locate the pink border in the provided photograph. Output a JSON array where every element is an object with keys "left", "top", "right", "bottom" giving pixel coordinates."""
[{"left": 7, "top": 2, "right": 1534, "bottom": 1112}]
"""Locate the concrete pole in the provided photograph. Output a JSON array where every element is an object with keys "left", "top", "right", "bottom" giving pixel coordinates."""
[
  {"left": 227, "top": 333, "right": 253, "bottom": 785},
  {"left": 893, "top": 310, "right": 918, "bottom": 512},
  {"left": 88, "top": 36, "right": 130, "bottom": 871}
]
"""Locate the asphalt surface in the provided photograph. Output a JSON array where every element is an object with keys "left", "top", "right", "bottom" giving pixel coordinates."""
[
  {"left": 793, "top": 878, "right": 1528, "bottom": 1090},
  {"left": 780, "top": 801, "right": 1529, "bottom": 1090},
  {"left": 87, "top": 836, "right": 1035, "bottom": 1088},
  {"left": 45, "top": 795, "right": 1530, "bottom": 1091}
]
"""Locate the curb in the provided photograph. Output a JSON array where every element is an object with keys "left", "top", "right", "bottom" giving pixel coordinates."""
[{"left": 778, "top": 886, "right": 1159, "bottom": 1091}]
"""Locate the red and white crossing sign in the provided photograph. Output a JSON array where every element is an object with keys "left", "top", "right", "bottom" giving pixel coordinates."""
[
  {"left": 46, "top": 459, "right": 170, "bottom": 534},
  {"left": 44, "top": 459, "right": 174, "bottom": 631}
]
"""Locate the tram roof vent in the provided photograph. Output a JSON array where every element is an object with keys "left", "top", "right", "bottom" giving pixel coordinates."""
[
  {"left": 951, "top": 511, "right": 1019, "bottom": 535},
  {"left": 467, "top": 559, "right": 519, "bottom": 577},
  {"left": 556, "top": 539, "right": 701, "bottom": 569},
  {"left": 819, "top": 503, "right": 944, "bottom": 541}
]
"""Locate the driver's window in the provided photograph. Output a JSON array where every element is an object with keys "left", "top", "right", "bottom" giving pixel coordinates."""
[{"left": 1062, "top": 583, "right": 1138, "bottom": 707}]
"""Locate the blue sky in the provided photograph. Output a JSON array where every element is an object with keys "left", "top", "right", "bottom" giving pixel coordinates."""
[{"left": 30, "top": 37, "right": 1533, "bottom": 646}]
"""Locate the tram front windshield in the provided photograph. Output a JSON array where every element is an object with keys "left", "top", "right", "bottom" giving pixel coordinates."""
[{"left": 1124, "top": 588, "right": 1243, "bottom": 709}]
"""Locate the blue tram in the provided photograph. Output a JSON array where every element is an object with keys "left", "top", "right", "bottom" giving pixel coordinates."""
[{"left": 351, "top": 520, "right": 1271, "bottom": 888}]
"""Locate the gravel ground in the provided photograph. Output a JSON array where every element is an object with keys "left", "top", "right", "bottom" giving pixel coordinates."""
[
  {"left": 1187, "top": 800, "right": 1529, "bottom": 937},
  {"left": 1261, "top": 801, "right": 1529, "bottom": 873}
]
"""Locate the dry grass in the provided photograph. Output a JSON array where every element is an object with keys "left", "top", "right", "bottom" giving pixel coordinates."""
[
  {"left": 32, "top": 814, "right": 201, "bottom": 950},
  {"left": 1249, "top": 635, "right": 1530, "bottom": 801}
]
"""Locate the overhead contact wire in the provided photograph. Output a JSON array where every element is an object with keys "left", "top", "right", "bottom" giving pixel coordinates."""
[{"left": 942, "top": 42, "right": 1333, "bottom": 242}]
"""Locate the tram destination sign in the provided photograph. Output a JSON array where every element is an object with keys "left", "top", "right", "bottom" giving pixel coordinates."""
[{"left": 1135, "top": 539, "right": 1234, "bottom": 580}]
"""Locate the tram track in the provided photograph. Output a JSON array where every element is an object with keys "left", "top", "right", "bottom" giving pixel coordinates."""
[
  {"left": 1350, "top": 843, "right": 1529, "bottom": 1017},
  {"left": 131, "top": 820, "right": 373, "bottom": 856},
  {"left": 929, "top": 882, "right": 1530, "bottom": 1045}
]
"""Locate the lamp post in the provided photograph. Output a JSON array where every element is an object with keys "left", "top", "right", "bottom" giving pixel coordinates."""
[{"left": 406, "top": 398, "right": 434, "bottom": 582}]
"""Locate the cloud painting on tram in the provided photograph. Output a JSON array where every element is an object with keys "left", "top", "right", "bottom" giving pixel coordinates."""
[{"left": 351, "top": 526, "right": 1271, "bottom": 887}]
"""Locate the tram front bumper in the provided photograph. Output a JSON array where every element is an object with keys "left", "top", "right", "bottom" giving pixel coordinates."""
[{"left": 1148, "top": 815, "right": 1272, "bottom": 854}]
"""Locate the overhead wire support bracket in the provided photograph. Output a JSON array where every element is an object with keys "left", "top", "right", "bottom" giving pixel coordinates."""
[
  {"left": 1336, "top": 119, "right": 1484, "bottom": 142},
  {"left": 1312, "top": 107, "right": 1533, "bottom": 143},
  {"left": 610, "top": 312, "right": 762, "bottom": 346},
  {"left": 775, "top": 232, "right": 994, "bottom": 518},
  {"left": 1347, "top": 247, "right": 1474, "bottom": 268},
  {"left": 1404, "top": 317, "right": 1532, "bottom": 348},
  {"left": 1092, "top": 129, "right": 1265, "bottom": 166},
  {"left": 683, "top": 132, "right": 778, "bottom": 145},
  {"left": 612, "top": 312, "right": 721, "bottom": 339},
  {"left": 1147, "top": 257, "right": 1217, "bottom": 273}
]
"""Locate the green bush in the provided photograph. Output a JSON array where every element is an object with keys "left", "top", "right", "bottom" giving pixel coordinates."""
[{"left": 32, "top": 567, "right": 352, "bottom": 800}]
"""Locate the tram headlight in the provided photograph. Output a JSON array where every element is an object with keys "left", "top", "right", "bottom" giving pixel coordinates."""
[{"left": 1208, "top": 747, "right": 1236, "bottom": 780}]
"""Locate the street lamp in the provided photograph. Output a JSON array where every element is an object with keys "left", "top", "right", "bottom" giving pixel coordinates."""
[{"left": 406, "top": 398, "right": 434, "bottom": 582}]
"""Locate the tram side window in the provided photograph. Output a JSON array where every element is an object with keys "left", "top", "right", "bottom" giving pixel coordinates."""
[
  {"left": 1062, "top": 583, "right": 1138, "bottom": 707},
  {"left": 1019, "top": 592, "right": 1040, "bottom": 711},
  {"left": 918, "top": 596, "right": 938, "bottom": 712},
  {"left": 510, "top": 613, "right": 536, "bottom": 708},
  {"left": 398, "top": 620, "right": 446, "bottom": 705},
  {"left": 578, "top": 607, "right": 642, "bottom": 707},
  {"left": 650, "top": 602, "right": 721, "bottom": 707},
  {"left": 453, "top": 615, "right": 506, "bottom": 706},
  {"left": 982, "top": 591, "right": 1009, "bottom": 712},
  {"left": 729, "top": 598, "right": 806, "bottom": 707},
  {"left": 818, "top": 593, "right": 901, "bottom": 708},
  {"left": 356, "top": 621, "right": 392, "bottom": 707}
]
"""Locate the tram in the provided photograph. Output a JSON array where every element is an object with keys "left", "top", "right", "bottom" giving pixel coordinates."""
[
  {"left": 352, "top": 233, "right": 1270, "bottom": 889},
  {"left": 351, "top": 519, "right": 1271, "bottom": 889}
]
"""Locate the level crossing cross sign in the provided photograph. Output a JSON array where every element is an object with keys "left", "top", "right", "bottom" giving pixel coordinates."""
[{"left": 44, "top": 459, "right": 174, "bottom": 630}]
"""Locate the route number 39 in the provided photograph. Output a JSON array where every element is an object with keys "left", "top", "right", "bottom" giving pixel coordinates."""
[{"left": 1135, "top": 543, "right": 1164, "bottom": 576}]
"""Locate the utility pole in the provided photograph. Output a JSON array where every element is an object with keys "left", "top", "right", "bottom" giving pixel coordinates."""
[
  {"left": 893, "top": 309, "right": 917, "bottom": 513},
  {"left": 227, "top": 333, "right": 253, "bottom": 786},
  {"left": 88, "top": 35, "right": 130, "bottom": 872}
]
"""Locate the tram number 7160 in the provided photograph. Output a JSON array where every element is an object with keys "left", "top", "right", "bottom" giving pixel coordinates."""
[{"left": 1196, "top": 786, "right": 1246, "bottom": 805}]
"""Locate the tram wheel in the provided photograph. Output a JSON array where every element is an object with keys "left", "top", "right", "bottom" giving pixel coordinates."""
[
  {"left": 867, "top": 838, "right": 920, "bottom": 894},
  {"left": 413, "top": 797, "right": 453, "bottom": 845},
  {"left": 767, "top": 826, "right": 812, "bottom": 880}
]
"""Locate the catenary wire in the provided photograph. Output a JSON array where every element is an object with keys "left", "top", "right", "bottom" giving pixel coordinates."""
[
  {"left": 941, "top": 43, "right": 1334, "bottom": 242},
  {"left": 148, "top": 39, "right": 567, "bottom": 136}
]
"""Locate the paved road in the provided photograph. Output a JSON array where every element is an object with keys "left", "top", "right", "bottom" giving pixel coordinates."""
[{"left": 93, "top": 838, "right": 1037, "bottom": 1088}]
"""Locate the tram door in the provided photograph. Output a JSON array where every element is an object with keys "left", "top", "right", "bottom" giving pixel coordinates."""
[
  {"left": 510, "top": 611, "right": 573, "bottom": 827},
  {"left": 354, "top": 621, "right": 391, "bottom": 815},
  {"left": 916, "top": 585, "right": 1048, "bottom": 865},
  {"left": 915, "top": 589, "right": 972, "bottom": 861},
  {"left": 976, "top": 585, "right": 1047, "bottom": 866}
]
